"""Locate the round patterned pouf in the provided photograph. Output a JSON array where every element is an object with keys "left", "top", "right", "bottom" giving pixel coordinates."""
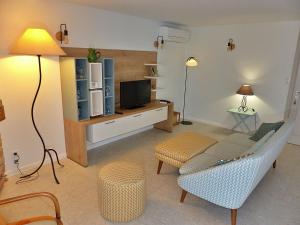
[{"left": 98, "top": 161, "right": 145, "bottom": 222}]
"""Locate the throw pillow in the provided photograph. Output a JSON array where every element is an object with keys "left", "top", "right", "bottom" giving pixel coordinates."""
[{"left": 249, "top": 121, "right": 284, "bottom": 141}]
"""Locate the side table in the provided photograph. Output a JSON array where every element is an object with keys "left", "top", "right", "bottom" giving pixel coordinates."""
[{"left": 227, "top": 108, "right": 257, "bottom": 133}]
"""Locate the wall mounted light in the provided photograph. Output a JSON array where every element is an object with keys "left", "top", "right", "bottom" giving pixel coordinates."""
[
  {"left": 227, "top": 38, "right": 235, "bottom": 51},
  {"left": 154, "top": 35, "right": 164, "bottom": 48},
  {"left": 55, "top": 24, "right": 69, "bottom": 44}
]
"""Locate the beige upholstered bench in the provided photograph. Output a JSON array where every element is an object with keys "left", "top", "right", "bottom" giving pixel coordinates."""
[
  {"left": 155, "top": 132, "right": 217, "bottom": 174},
  {"left": 98, "top": 161, "right": 146, "bottom": 222}
]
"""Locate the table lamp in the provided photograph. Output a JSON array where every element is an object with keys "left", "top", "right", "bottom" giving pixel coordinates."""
[
  {"left": 236, "top": 84, "right": 254, "bottom": 112},
  {"left": 181, "top": 57, "right": 198, "bottom": 125},
  {"left": 10, "top": 28, "right": 66, "bottom": 184}
]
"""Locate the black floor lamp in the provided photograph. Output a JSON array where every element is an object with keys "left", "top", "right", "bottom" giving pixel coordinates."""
[
  {"left": 10, "top": 28, "right": 66, "bottom": 184},
  {"left": 181, "top": 57, "right": 198, "bottom": 125}
]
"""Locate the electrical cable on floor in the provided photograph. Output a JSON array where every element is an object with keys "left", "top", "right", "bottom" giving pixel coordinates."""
[{"left": 15, "top": 154, "right": 39, "bottom": 184}]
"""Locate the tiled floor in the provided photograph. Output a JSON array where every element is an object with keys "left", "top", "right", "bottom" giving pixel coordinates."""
[{"left": 0, "top": 122, "right": 300, "bottom": 225}]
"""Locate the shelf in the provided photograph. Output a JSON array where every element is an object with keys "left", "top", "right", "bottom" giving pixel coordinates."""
[
  {"left": 144, "top": 76, "right": 159, "bottom": 80},
  {"left": 144, "top": 63, "right": 157, "bottom": 66},
  {"left": 151, "top": 88, "right": 163, "bottom": 92},
  {"left": 77, "top": 99, "right": 88, "bottom": 102},
  {"left": 76, "top": 79, "right": 88, "bottom": 81},
  {"left": 105, "top": 96, "right": 113, "bottom": 98},
  {"left": 104, "top": 77, "right": 113, "bottom": 79}
]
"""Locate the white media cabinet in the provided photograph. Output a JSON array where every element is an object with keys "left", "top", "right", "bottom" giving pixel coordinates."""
[{"left": 64, "top": 101, "right": 171, "bottom": 167}]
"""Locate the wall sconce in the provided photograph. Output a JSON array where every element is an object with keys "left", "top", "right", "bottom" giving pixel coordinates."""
[
  {"left": 154, "top": 35, "right": 164, "bottom": 48},
  {"left": 227, "top": 38, "right": 235, "bottom": 51},
  {"left": 56, "top": 24, "right": 69, "bottom": 44}
]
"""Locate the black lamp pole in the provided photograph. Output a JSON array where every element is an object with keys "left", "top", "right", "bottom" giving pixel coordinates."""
[
  {"left": 181, "top": 65, "right": 193, "bottom": 125},
  {"left": 20, "top": 55, "right": 64, "bottom": 184}
]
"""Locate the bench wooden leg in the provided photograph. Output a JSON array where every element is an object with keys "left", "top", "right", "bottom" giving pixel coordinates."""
[
  {"left": 231, "top": 209, "right": 237, "bottom": 225},
  {"left": 157, "top": 160, "right": 163, "bottom": 174},
  {"left": 180, "top": 190, "right": 187, "bottom": 203},
  {"left": 273, "top": 160, "right": 277, "bottom": 168}
]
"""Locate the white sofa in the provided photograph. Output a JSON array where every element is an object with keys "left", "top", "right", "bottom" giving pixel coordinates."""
[{"left": 177, "top": 111, "right": 296, "bottom": 225}]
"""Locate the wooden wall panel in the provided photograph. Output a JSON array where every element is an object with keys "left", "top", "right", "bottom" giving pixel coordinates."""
[{"left": 62, "top": 47, "right": 157, "bottom": 105}]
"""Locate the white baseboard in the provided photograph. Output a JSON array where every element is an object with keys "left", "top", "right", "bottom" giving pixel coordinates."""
[
  {"left": 185, "top": 116, "right": 230, "bottom": 130},
  {"left": 6, "top": 152, "right": 67, "bottom": 177},
  {"left": 6, "top": 126, "right": 154, "bottom": 176},
  {"left": 288, "top": 135, "right": 300, "bottom": 146},
  {"left": 86, "top": 125, "right": 154, "bottom": 150}
]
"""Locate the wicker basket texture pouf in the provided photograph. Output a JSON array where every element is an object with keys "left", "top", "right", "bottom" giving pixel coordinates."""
[{"left": 98, "top": 161, "right": 145, "bottom": 222}]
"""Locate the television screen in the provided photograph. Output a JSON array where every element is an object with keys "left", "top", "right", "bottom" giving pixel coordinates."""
[{"left": 120, "top": 80, "right": 151, "bottom": 109}]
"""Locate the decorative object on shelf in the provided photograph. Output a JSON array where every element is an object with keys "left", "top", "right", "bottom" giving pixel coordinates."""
[
  {"left": 87, "top": 48, "right": 101, "bottom": 62},
  {"left": 227, "top": 38, "right": 235, "bottom": 51},
  {"left": 105, "top": 86, "right": 111, "bottom": 97},
  {"left": 10, "top": 28, "right": 66, "bottom": 184},
  {"left": 55, "top": 24, "right": 69, "bottom": 44},
  {"left": 0, "top": 99, "right": 5, "bottom": 121},
  {"left": 181, "top": 57, "right": 198, "bottom": 125},
  {"left": 154, "top": 35, "right": 164, "bottom": 48},
  {"left": 236, "top": 84, "right": 254, "bottom": 112}
]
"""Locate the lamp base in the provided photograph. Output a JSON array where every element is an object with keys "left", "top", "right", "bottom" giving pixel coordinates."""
[
  {"left": 181, "top": 120, "right": 193, "bottom": 125},
  {"left": 238, "top": 105, "right": 248, "bottom": 112}
]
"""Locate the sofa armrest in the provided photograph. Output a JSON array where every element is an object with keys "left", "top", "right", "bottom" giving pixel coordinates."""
[
  {"left": 178, "top": 157, "right": 260, "bottom": 209},
  {"left": 0, "top": 192, "right": 63, "bottom": 225}
]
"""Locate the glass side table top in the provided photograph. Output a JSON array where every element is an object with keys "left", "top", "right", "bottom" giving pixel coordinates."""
[{"left": 227, "top": 108, "right": 257, "bottom": 116}]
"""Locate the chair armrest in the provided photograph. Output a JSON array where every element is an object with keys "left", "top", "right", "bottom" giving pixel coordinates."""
[
  {"left": 178, "top": 157, "right": 260, "bottom": 209},
  {"left": 0, "top": 192, "right": 62, "bottom": 222}
]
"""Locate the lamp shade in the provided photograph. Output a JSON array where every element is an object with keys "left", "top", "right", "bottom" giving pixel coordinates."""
[
  {"left": 185, "top": 57, "right": 198, "bottom": 67},
  {"left": 236, "top": 84, "right": 254, "bottom": 96},
  {"left": 10, "top": 28, "right": 66, "bottom": 56}
]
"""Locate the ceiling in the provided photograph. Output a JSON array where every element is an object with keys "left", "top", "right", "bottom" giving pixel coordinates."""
[{"left": 64, "top": 0, "right": 300, "bottom": 27}]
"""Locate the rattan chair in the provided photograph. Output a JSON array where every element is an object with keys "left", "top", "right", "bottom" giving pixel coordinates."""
[{"left": 0, "top": 192, "right": 63, "bottom": 225}]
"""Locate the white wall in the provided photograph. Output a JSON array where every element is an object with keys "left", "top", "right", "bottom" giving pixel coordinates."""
[
  {"left": 158, "top": 21, "right": 300, "bottom": 131},
  {"left": 157, "top": 43, "right": 186, "bottom": 112},
  {"left": 0, "top": 0, "right": 159, "bottom": 174}
]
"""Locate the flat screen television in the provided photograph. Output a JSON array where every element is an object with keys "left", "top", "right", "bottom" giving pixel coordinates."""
[{"left": 120, "top": 79, "right": 151, "bottom": 109}]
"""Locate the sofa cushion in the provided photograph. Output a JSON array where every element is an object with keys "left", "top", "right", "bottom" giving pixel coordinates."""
[
  {"left": 179, "top": 153, "right": 220, "bottom": 175},
  {"left": 205, "top": 141, "right": 247, "bottom": 159},
  {"left": 223, "top": 133, "right": 255, "bottom": 148},
  {"left": 244, "top": 130, "right": 275, "bottom": 154},
  {"left": 180, "top": 130, "right": 274, "bottom": 175},
  {"left": 214, "top": 152, "right": 254, "bottom": 166},
  {"left": 250, "top": 121, "right": 284, "bottom": 141},
  {"left": 180, "top": 141, "right": 246, "bottom": 175}
]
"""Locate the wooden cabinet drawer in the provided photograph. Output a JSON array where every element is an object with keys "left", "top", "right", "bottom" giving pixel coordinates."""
[
  {"left": 87, "top": 117, "right": 129, "bottom": 143},
  {"left": 87, "top": 106, "right": 168, "bottom": 143}
]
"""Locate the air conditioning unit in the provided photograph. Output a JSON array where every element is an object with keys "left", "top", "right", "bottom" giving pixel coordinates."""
[{"left": 159, "top": 26, "right": 190, "bottom": 43}]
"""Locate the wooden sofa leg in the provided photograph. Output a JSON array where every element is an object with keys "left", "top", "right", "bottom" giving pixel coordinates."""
[
  {"left": 273, "top": 160, "right": 277, "bottom": 168},
  {"left": 231, "top": 209, "right": 237, "bottom": 225},
  {"left": 157, "top": 160, "right": 163, "bottom": 174},
  {"left": 180, "top": 190, "right": 187, "bottom": 203}
]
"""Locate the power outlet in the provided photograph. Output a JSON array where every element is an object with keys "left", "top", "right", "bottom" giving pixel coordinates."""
[{"left": 13, "top": 152, "right": 20, "bottom": 164}]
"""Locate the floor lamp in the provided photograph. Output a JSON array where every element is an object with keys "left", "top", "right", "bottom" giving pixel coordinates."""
[
  {"left": 181, "top": 57, "right": 198, "bottom": 125},
  {"left": 10, "top": 28, "right": 66, "bottom": 184}
]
